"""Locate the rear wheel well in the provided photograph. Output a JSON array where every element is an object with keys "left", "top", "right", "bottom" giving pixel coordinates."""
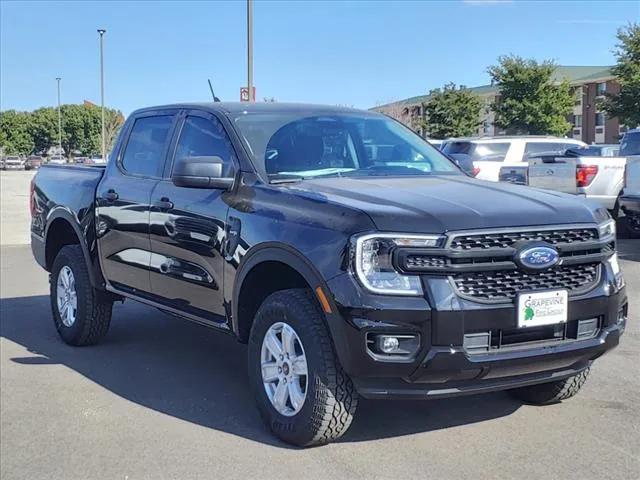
[
  {"left": 45, "top": 218, "right": 81, "bottom": 270},
  {"left": 236, "top": 261, "right": 312, "bottom": 342}
]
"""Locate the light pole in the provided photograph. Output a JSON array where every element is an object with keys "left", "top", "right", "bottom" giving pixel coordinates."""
[
  {"left": 97, "top": 29, "right": 106, "bottom": 161},
  {"left": 247, "top": 0, "right": 253, "bottom": 102},
  {"left": 56, "top": 77, "right": 62, "bottom": 156}
]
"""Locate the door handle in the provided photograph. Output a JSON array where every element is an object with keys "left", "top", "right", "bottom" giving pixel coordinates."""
[
  {"left": 103, "top": 190, "right": 118, "bottom": 202},
  {"left": 154, "top": 197, "right": 174, "bottom": 210}
]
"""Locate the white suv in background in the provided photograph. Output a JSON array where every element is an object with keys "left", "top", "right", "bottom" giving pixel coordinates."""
[{"left": 441, "top": 136, "right": 586, "bottom": 182}]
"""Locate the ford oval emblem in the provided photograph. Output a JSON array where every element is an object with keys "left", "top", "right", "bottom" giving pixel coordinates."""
[{"left": 518, "top": 246, "right": 560, "bottom": 270}]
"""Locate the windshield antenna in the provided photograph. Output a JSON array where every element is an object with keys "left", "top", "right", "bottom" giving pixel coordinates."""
[{"left": 208, "top": 79, "right": 221, "bottom": 102}]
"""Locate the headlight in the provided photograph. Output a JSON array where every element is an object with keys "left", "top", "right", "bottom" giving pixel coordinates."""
[
  {"left": 352, "top": 233, "right": 442, "bottom": 296},
  {"left": 598, "top": 219, "right": 616, "bottom": 241}
]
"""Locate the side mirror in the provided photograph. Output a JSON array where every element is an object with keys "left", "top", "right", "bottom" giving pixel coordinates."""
[{"left": 172, "top": 156, "right": 234, "bottom": 189}]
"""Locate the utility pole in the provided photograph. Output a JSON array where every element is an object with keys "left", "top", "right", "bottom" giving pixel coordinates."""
[
  {"left": 247, "top": 0, "right": 253, "bottom": 102},
  {"left": 56, "top": 77, "right": 62, "bottom": 156},
  {"left": 98, "top": 29, "right": 106, "bottom": 160}
]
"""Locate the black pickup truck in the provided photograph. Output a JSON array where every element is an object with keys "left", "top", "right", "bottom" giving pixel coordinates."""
[{"left": 31, "top": 103, "right": 628, "bottom": 446}]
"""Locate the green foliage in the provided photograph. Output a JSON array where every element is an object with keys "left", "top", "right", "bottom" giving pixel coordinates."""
[
  {"left": 603, "top": 23, "right": 640, "bottom": 128},
  {"left": 0, "top": 110, "right": 34, "bottom": 155},
  {"left": 0, "top": 104, "right": 124, "bottom": 156},
  {"left": 488, "top": 55, "right": 574, "bottom": 136},
  {"left": 421, "top": 83, "right": 482, "bottom": 138},
  {"left": 31, "top": 107, "right": 59, "bottom": 154}
]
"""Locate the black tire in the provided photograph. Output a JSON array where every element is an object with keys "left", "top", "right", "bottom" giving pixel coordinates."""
[
  {"left": 50, "top": 245, "right": 113, "bottom": 346},
  {"left": 248, "top": 288, "right": 358, "bottom": 446},
  {"left": 508, "top": 368, "right": 590, "bottom": 405}
]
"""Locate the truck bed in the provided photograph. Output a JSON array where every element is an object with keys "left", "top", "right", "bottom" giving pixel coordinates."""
[{"left": 30, "top": 164, "right": 106, "bottom": 251}]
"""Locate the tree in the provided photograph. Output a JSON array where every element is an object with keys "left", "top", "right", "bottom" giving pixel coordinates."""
[
  {"left": 31, "top": 107, "right": 59, "bottom": 154},
  {"left": 104, "top": 108, "right": 125, "bottom": 153},
  {"left": 0, "top": 110, "right": 34, "bottom": 154},
  {"left": 420, "top": 83, "right": 482, "bottom": 138},
  {"left": 603, "top": 23, "right": 640, "bottom": 128},
  {"left": 488, "top": 56, "right": 574, "bottom": 136}
]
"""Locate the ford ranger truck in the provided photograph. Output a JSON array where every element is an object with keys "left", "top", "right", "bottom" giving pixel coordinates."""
[{"left": 30, "top": 103, "right": 628, "bottom": 446}]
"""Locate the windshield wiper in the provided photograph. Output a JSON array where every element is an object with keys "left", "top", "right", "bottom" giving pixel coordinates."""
[{"left": 268, "top": 174, "right": 305, "bottom": 184}]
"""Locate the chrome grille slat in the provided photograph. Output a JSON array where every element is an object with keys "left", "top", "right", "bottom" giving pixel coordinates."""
[
  {"left": 449, "top": 227, "right": 598, "bottom": 251},
  {"left": 441, "top": 225, "right": 604, "bottom": 303},
  {"left": 451, "top": 263, "right": 600, "bottom": 302}
]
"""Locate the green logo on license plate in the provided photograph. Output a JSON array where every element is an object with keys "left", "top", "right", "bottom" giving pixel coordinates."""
[{"left": 524, "top": 306, "right": 535, "bottom": 321}]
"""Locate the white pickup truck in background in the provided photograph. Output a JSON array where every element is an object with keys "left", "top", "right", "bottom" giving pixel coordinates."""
[{"left": 527, "top": 148, "right": 627, "bottom": 211}]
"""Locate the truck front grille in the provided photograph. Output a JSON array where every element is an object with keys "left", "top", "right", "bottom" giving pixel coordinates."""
[
  {"left": 451, "top": 263, "right": 600, "bottom": 302},
  {"left": 449, "top": 227, "right": 598, "bottom": 251}
]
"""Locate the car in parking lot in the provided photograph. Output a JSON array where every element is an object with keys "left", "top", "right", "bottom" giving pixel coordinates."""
[
  {"left": 25, "top": 156, "right": 44, "bottom": 170},
  {"left": 2, "top": 155, "right": 26, "bottom": 170},
  {"left": 30, "top": 102, "right": 627, "bottom": 446},
  {"left": 525, "top": 147, "right": 627, "bottom": 212},
  {"left": 620, "top": 157, "right": 640, "bottom": 238},
  {"left": 441, "top": 136, "right": 586, "bottom": 182},
  {"left": 47, "top": 155, "right": 67, "bottom": 165}
]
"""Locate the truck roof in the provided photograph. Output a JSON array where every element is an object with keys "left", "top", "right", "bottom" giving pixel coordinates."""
[{"left": 131, "top": 102, "right": 377, "bottom": 116}]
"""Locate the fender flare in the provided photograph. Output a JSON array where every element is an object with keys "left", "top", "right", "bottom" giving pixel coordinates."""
[
  {"left": 231, "top": 243, "right": 338, "bottom": 340},
  {"left": 44, "top": 207, "right": 103, "bottom": 289}
]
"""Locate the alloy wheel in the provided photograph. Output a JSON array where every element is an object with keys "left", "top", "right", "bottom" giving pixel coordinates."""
[{"left": 260, "top": 322, "right": 308, "bottom": 416}]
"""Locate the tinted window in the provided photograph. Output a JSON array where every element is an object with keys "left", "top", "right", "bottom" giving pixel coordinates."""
[
  {"left": 621, "top": 132, "right": 640, "bottom": 156},
  {"left": 525, "top": 142, "right": 579, "bottom": 157},
  {"left": 174, "top": 116, "right": 236, "bottom": 176},
  {"left": 121, "top": 115, "right": 173, "bottom": 177},
  {"left": 442, "top": 142, "right": 510, "bottom": 162}
]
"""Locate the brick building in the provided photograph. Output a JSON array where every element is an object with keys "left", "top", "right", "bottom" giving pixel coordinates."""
[{"left": 374, "top": 66, "right": 625, "bottom": 144}]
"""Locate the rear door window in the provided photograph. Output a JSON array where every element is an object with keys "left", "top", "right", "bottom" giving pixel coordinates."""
[
  {"left": 525, "top": 142, "right": 580, "bottom": 157},
  {"left": 121, "top": 115, "right": 174, "bottom": 177},
  {"left": 442, "top": 142, "right": 510, "bottom": 162}
]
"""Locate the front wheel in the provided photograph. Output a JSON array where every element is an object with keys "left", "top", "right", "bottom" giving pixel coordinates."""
[
  {"left": 248, "top": 289, "right": 358, "bottom": 446},
  {"left": 508, "top": 368, "right": 590, "bottom": 405}
]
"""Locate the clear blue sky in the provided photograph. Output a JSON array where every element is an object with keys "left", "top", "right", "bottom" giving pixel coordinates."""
[{"left": 1, "top": 0, "right": 638, "bottom": 115}]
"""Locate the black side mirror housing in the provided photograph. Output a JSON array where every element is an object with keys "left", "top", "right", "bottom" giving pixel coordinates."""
[{"left": 172, "top": 156, "right": 234, "bottom": 189}]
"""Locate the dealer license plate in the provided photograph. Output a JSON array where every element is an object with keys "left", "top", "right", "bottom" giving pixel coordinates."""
[{"left": 517, "top": 290, "right": 568, "bottom": 328}]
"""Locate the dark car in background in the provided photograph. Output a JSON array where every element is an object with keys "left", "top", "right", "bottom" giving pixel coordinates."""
[{"left": 25, "top": 156, "right": 44, "bottom": 170}]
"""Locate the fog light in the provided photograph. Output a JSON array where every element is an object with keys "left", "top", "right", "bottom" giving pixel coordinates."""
[
  {"left": 378, "top": 336, "right": 400, "bottom": 354},
  {"left": 618, "top": 306, "right": 628, "bottom": 325},
  {"left": 367, "top": 334, "right": 420, "bottom": 358}
]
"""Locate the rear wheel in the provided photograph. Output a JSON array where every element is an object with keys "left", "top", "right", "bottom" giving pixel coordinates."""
[
  {"left": 50, "top": 245, "right": 113, "bottom": 346},
  {"left": 248, "top": 289, "right": 358, "bottom": 446},
  {"left": 508, "top": 368, "right": 590, "bottom": 405}
]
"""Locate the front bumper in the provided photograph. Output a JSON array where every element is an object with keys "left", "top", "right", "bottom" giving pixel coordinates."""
[{"left": 325, "top": 269, "right": 627, "bottom": 400}]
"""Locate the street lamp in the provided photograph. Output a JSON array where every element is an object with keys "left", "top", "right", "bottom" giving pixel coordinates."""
[
  {"left": 97, "top": 29, "right": 106, "bottom": 161},
  {"left": 247, "top": 0, "right": 253, "bottom": 102},
  {"left": 56, "top": 77, "right": 62, "bottom": 156}
]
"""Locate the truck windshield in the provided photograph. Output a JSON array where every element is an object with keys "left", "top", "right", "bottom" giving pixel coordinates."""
[
  {"left": 232, "top": 112, "right": 461, "bottom": 179},
  {"left": 621, "top": 132, "right": 640, "bottom": 156}
]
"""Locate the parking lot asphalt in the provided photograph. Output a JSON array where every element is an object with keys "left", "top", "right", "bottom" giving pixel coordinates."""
[
  {"left": 0, "top": 240, "right": 638, "bottom": 480},
  {"left": 0, "top": 171, "right": 35, "bottom": 246}
]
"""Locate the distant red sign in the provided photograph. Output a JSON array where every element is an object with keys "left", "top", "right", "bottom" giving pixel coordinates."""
[{"left": 240, "top": 87, "right": 256, "bottom": 102}]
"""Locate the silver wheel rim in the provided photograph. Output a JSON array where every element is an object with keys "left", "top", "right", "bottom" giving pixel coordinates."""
[
  {"left": 260, "top": 322, "right": 308, "bottom": 417},
  {"left": 56, "top": 266, "right": 77, "bottom": 327}
]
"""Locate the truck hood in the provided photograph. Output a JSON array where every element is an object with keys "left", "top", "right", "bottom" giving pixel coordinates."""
[{"left": 287, "top": 175, "right": 606, "bottom": 233}]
